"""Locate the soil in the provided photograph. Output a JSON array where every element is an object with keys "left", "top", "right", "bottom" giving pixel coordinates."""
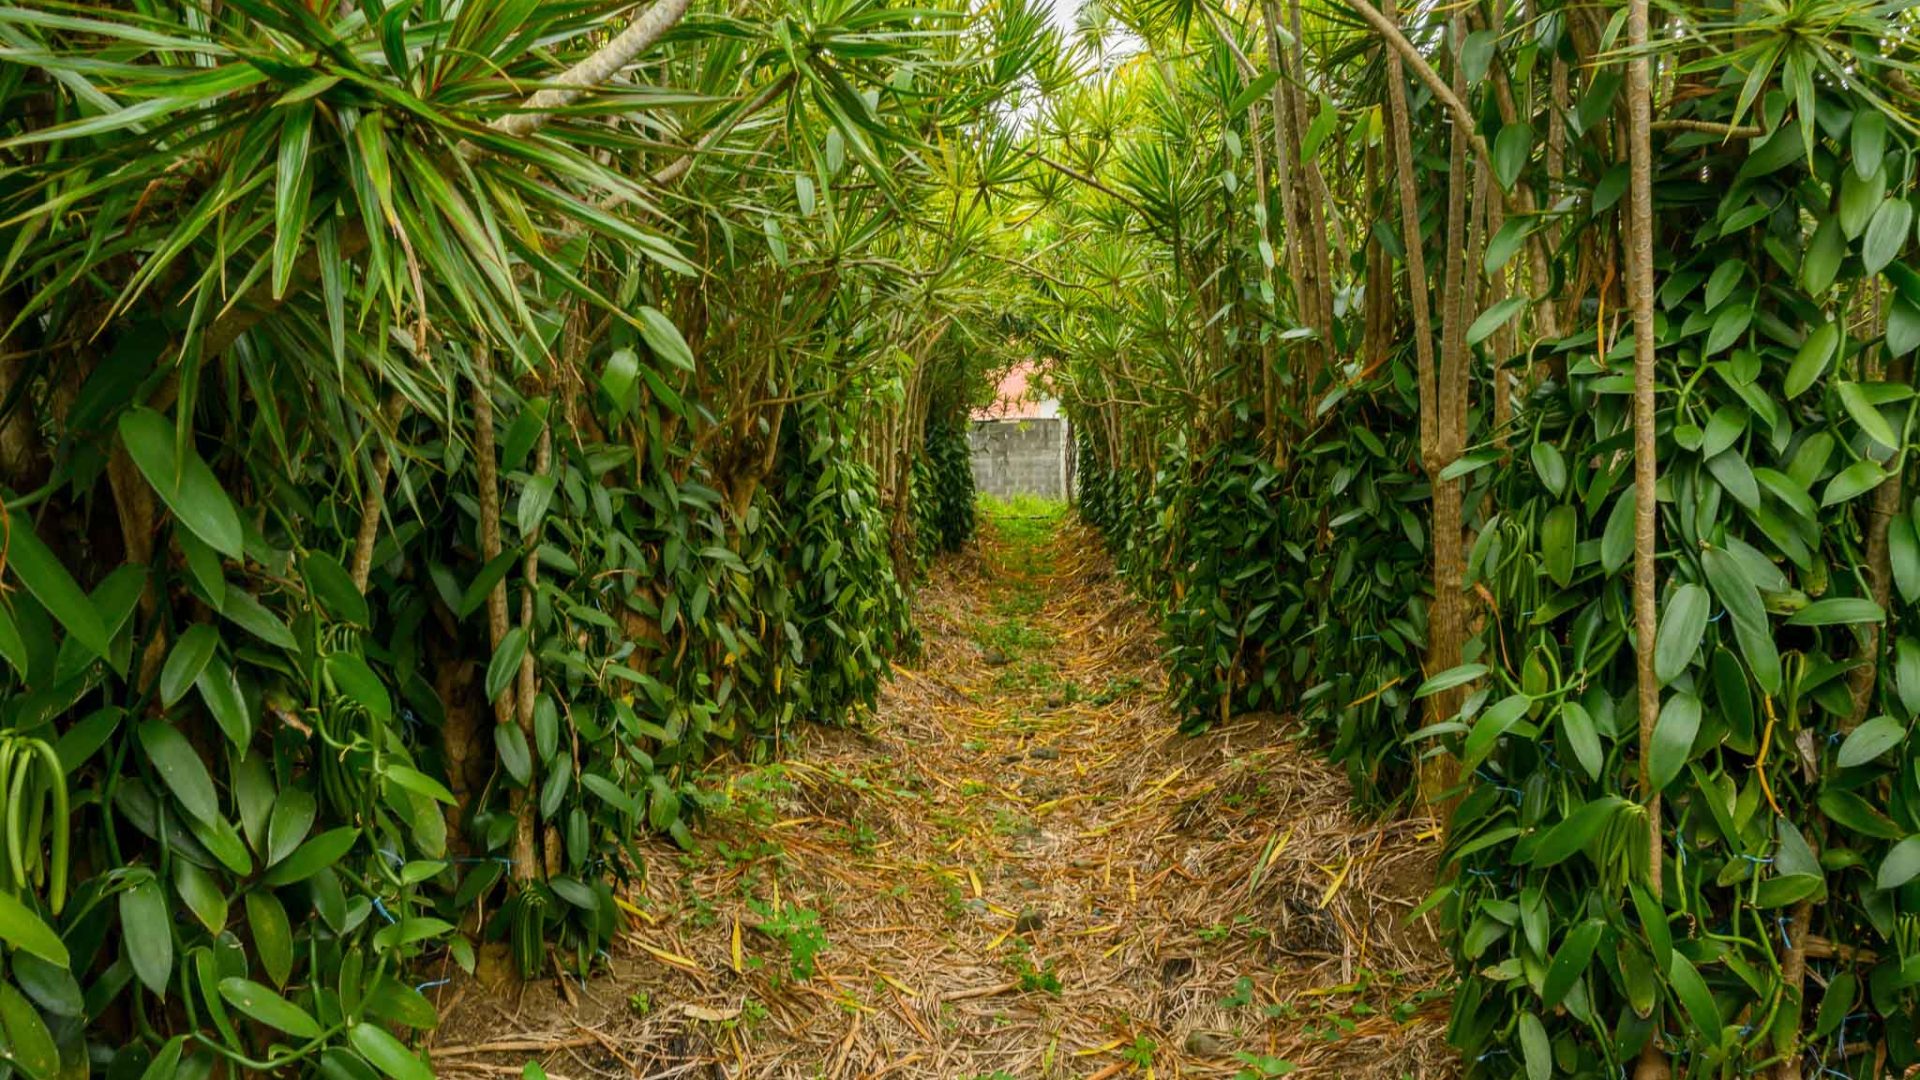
[{"left": 431, "top": 513, "right": 1452, "bottom": 1079}]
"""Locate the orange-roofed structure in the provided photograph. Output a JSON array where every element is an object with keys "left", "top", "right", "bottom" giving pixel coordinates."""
[{"left": 972, "top": 361, "right": 1060, "bottom": 421}]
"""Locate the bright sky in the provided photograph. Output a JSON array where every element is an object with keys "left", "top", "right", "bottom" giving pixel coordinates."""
[{"left": 1044, "top": 0, "right": 1083, "bottom": 33}]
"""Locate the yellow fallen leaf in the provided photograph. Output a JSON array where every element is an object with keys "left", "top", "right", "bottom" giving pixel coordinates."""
[
  {"left": 629, "top": 935, "right": 704, "bottom": 975},
  {"left": 1318, "top": 858, "right": 1354, "bottom": 909},
  {"left": 730, "top": 917, "right": 743, "bottom": 974},
  {"left": 683, "top": 1003, "right": 740, "bottom": 1022}
]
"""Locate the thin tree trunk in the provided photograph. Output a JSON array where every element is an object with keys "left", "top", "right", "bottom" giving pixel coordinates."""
[
  {"left": 351, "top": 394, "right": 406, "bottom": 591},
  {"left": 1625, "top": 0, "right": 1669, "bottom": 1071},
  {"left": 1421, "top": 14, "right": 1475, "bottom": 806},
  {"left": 511, "top": 425, "right": 552, "bottom": 883},
  {"left": 470, "top": 347, "right": 536, "bottom": 884},
  {"left": 1382, "top": 0, "right": 1453, "bottom": 805}
]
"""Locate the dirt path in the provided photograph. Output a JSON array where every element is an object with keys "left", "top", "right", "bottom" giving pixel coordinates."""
[{"left": 435, "top": 511, "right": 1450, "bottom": 1079}]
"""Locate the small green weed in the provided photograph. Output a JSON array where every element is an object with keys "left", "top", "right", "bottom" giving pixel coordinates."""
[
  {"left": 1232, "top": 1053, "right": 1297, "bottom": 1079},
  {"left": 1006, "top": 945, "right": 1062, "bottom": 995},
  {"left": 748, "top": 900, "right": 829, "bottom": 982}
]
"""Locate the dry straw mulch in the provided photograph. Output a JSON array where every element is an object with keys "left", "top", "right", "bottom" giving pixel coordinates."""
[{"left": 433, "top": 514, "right": 1454, "bottom": 1079}]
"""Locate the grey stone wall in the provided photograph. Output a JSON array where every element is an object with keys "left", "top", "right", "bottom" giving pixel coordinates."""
[{"left": 969, "top": 418, "right": 1069, "bottom": 500}]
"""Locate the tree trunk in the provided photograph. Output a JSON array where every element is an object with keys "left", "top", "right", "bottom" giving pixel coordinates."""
[{"left": 1624, "top": 0, "right": 1670, "bottom": 1072}]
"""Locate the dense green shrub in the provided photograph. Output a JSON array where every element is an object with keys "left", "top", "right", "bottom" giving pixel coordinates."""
[
  {"left": 912, "top": 413, "right": 978, "bottom": 561},
  {"left": 1043, "top": 0, "right": 1920, "bottom": 1073},
  {"left": 0, "top": 0, "right": 1048, "bottom": 1071},
  {"left": 1443, "top": 81, "right": 1920, "bottom": 1075}
]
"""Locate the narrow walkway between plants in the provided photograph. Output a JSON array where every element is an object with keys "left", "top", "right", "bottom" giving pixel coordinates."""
[{"left": 434, "top": 508, "right": 1449, "bottom": 1079}]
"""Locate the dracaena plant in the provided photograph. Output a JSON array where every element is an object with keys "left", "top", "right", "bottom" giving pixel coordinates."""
[{"left": 0, "top": 0, "right": 1054, "bottom": 1074}]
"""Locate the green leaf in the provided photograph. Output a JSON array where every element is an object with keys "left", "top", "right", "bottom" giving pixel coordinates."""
[
  {"left": 1542, "top": 504, "right": 1575, "bottom": 587},
  {"left": 1755, "top": 872, "right": 1825, "bottom": 907},
  {"left": 0, "top": 892, "right": 68, "bottom": 967},
  {"left": 1863, "top": 198, "right": 1913, "bottom": 276},
  {"left": 1530, "top": 443, "right": 1567, "bottom": 497},
  {"left": 1876, "top": 835, "right": 1920, "bottom": 890},
  {"left": 264, "top": 827, "right": 360, "bottom": 886},
  {"left": 160, "top": 623, "right": 220, "bottom": 707},
  {"left": 122, "top": 877, "right": 174, "bottom": 997},
  {"left": 1815, "top": 972, "right": 1857, "bottom": 1038},
  {"left": 1835, "top": 381, "right": 1901, "bottom": 451},
  {"left": 600, "top": 348, "right": 640, "bottom": 416},
  {"left": 637, "top": 307, "right": 696, "bottom": 372},
  {"left": 1705, "top": 303, "right": 1751, "bottom": 356},
  {"left": 1467, "top": 298, "right": 1526, "bottom": 347},
  {"left": 1823, "top": 460, "right": 1887, "bottom": 507},
  {"left": 1518, "top": 1011, "right": 1550, "bottom": 1080},
  {"left": 219, "top": 978, "right": 322, "bottom": 1039},
  {"left": 173, "top": 861, "right": 227, "bottom": 933},
  {"left": 1226, "top": 70, "right": 1280, "bottom": 115},
  {"left": 1803, "top": 216, "right": 1845, "bottom": 294},
  {"left": 136, "top": 719, "right": 220, "bottom": 826},
  {"left": 1839, "top": 165, "right": 1885, "bottom": 239},
  {"left": 1785, "top": 322, "right": 1839, "bottom": 399},
  {"left": 1485, "top": 218, "right": 1532, "bottom": 274},
  {"left": 1818, "top": 788, "right": 1903, "bottom": 839},
  {"left": 384, "top": 764, "right": 457, "bottom": 806},
  {"left": 139, "top": 1037, "right": 185, "bottom": 1080},
  {"left": 1891, "top": 297, "right": 1920, "bottom": 358},
  {"left": 486, "top": 626, "right": 527, "bottom": 702},
  {"left": 1558, "top": 702, "right": 1604, "bottom": 781},
  {"left": 1838, "top": 715, "right": 1906, "bottom": 768},
  {"left": 267, "top": 788, "right": 317, "bottom": 866},
  {"left": 372, "top": 917, "right": 454, "bottom": 951},
  {"left": 1414, "top": 663, "right": 1485, "bottom": 698},
  {"left": 1601, "top": 489, "right": 1636, "bottom": 575},
  {"left": 197, "top": 653, "right": 251, "bottom": 748},
  {"left": 518, "top": 474, "right": 557, "bottom": 536},
  {"left": 246, "top": 890, "right": 294, "bottom": 988},
  {"left": 1532, "top": 797, "right": 1628, "bottom": 867},
  {"left": 4, "top": 522, "right": 111, "bottom": 660},
  {"left": 1786, "top": 598, "right": 1884, "bottom": 626},
  {"left": 0, "top": 603, "right": 24, "bottom": 677},
  {"left": 0, "top": 981, "right": 58, "bottom": 1079},
  {"left": 350, "top": 1022, "right": 437, "bottom": 1080},
  {"left": 1667, "top": 952, "right": 1721, "bottom": 1039},
  {"left": 118, "top": 407, "right": 243, "bottom": 558},
  {"left": 1466, "top": 691, "right": 1528, "bottom": 768},
  {"left": 1542, "top": 919, "right": 1604, "bottom": 1009},
  {"left": 326, "top": 652, "right": 392, "bottom": 723},
  {"left": 221, "top": 588, "right": 296, "bottom": 650},
  {"left": 1853, "top": 110, "right": 1887, "bottom": 178},
  {"left": 1649, "top": 692, "right": 1701, "bottom": 793},
  {"left": 1654, "top": 584, "right": 1710, "bottom": 685},
  {"left": 457, "top": 548, "right": 522, "bottom": 619},
  {"left": 1492, "top": 123, "right": 1529, "bottom": 191},
  {"left": 496, "top": 723, "right": 533, "bottom": 786},
  {"left": 304, "top": 552, "right": 369, "bottom": 625},
  {"left": 1895, "top": 640, "right": 1920, "bottom": 728}
]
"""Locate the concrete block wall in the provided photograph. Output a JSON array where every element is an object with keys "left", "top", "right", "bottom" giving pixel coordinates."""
[{"left": 970, "top": 418, "right": 1069, "bottom": 499}]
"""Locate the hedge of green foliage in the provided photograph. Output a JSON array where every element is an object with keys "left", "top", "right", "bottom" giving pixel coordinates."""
[
  {"left": 913, "top": 413, "right": 978, "bottom": 562},
  {"left": 1054, "top": 5, "right": 1920, "bottom": 1073},
  {"left": 1443, "top": 83, "right": 1920, "bottom": 1077},
  {"left": 1074, "top": 389, "right": 1429, "bottom": 808},
  {"left": 0, "top": 0, "right": 1046, "bottom": 1071}
]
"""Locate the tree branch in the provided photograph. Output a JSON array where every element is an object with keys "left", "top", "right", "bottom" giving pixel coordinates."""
[
  {"left": 1342, "top": 0, "right": 1496, "bottom": 176},
  {"left": 490, "top": 0, "right": 696, "bottom": 140}
]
